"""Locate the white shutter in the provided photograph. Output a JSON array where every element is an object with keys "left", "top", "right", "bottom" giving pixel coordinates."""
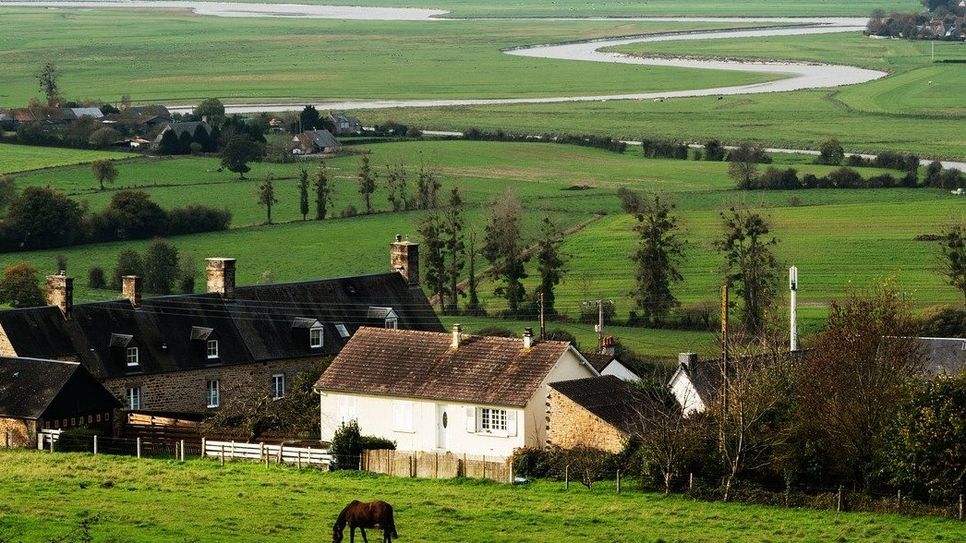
[
  {"left": 465, "top": 407, "right": 476, "bottom": 433},
  {"left": 506, "top": 410, "right": 518, "bottom": 437},
  {"left": 392, "top": 400, "right": 414, "bottom": 432}
]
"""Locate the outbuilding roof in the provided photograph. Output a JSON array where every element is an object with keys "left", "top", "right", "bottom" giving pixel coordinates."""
[
  {"left": 0, "top": 357, "right": 119, "bottom": 420},
  {"left": 550, "top": 376, "right": 642, "bottom": 434},
  {"left": 315, "top": 327, "right": 575, "bottom": 407}
]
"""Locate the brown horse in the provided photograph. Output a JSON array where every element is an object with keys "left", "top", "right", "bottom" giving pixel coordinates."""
[{"left": 332, "top": 500, "right": 398, "bottom": 543}]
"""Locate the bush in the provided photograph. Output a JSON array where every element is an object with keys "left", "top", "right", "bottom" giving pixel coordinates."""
[
  {"left": 87, "top": 266, "right": 107, "bottom": 289},
  {"left": 641, "top": 139, "right": 688, "bottom": 159},
  {"left": 330, "top": 420, "right": 363, "bottom": 470},
  {"left": 616, "top": 187, "right": 645, "bottom": 214},
  {"left": 360, "top": 436, "right": 396, "bottom": 450},
  {"left": 166, "top": 205, "right": 232, "bottom": 235},
  {"left": 919, "top": 306, "right": 966, "bottom": 337},
  {"left": 511, "top": 446, "right": 622, "bottom": 488},
  {"left": 339, "top": 205, "right": 358, "bottom": 218}
]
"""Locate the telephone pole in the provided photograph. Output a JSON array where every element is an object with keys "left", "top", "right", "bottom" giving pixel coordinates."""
[
  {"left": 596, "top": 299, "right": 604, "bottom": 352},
  {"left": 789, "top": 266, "right": 799, "bottom": 352}
]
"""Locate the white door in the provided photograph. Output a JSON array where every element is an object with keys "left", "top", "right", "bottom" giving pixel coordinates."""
[{"left": 436, "top": 403, "right": 448, "bottom": 449}]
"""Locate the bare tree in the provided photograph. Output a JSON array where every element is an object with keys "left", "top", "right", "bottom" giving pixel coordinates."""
[{"left": 629, "top": 381, "right": 699, "bottom": 494}]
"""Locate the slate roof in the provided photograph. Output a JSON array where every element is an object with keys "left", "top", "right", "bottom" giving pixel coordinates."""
[
  {"left": 550, "top": 376, "right": 642, "bottom": 434},
  {"left": 0, "top": 273, "right": 442, "bottom": 379},
  {"left": 315, "top": 327, "right": 574, "bottom": 407},
  {"left": 157, "top": 121, "right": 211, "bottom": 140},
  {"left": 0, "top": 357, "right": 119, "bottom": 419},
  {"left": 582, "top": 353, "right": 615, "bottom": 373},
  {"left": 70, "top": 107, "right": 104, "bottom": 119},
  {"left": 917, "top": 337, "right": 966, "bottom": 377},
  {"left": 298, "top": 129, "right": 341, "bottom": 150}
]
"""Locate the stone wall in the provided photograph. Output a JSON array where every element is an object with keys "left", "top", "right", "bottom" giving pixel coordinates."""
[
  {"left": 105, "top": 357, "right": 324, "bottom": 414},
  {"left": 546, "top": 389, "right": 626, "bottom": 454},
  {"left": 0, "top": 417, "right": 35, "bottom": 448}
]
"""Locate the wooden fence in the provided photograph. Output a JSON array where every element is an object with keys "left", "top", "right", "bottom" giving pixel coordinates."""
[
  {"left": 362, "top": 449, "right": 512, "bottom": 483},
  {"left": 202, "top": 439, "right": 332, "bottom": 468}
]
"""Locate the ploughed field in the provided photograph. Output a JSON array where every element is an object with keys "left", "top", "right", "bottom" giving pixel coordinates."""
[
  {"left": 0, "top": 450, "right": 961, "bottom": 542},
  {"left": 1, "top": 140, "right": 960, "bottom": 361}
]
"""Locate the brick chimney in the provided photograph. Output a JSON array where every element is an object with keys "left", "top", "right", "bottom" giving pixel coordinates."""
[
  {"left": 523, "top": 327, "right": 535, "bottom": 349},
  {"left": 601, "top": 335, "right": 615, "bottom": 356},
  {"left": 122, "top": 275, "right": 142, "bottom": 307},
  {"left": 206, "top": 257, "right": 236, "bottom": 298},
  {"left": 390, "top": 234, "right": 419, "bottom": 287},
  {"left": 45, "top": 272, "right": 73, "bottom": 316},
  {"left": 451, "top": 324, "right": 462, "bottom": 350}
]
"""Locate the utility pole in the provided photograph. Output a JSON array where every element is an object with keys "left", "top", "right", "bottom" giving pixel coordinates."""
[
  {"left": 596, "top": 299, "right": 604, "bottom": 352},
  {"left": 720, "top": 283, "right": 730, "bottom": 412},
  {"left": 789, "top": 266, "right": 799, "bottom": 352},
  {"left": 539, "top": 292, "right": 546, "bottom": 340}
]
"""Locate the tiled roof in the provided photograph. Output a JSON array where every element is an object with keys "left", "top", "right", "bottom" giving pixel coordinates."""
[
  {"left": 550, "top": 376, "right": 642, "bottom": 434},
  {"left": 581, "top": 353, "right": 615, "bottom": 373},
  {"left": 315, "top": 327, "right": 572, "bottom": 407}
]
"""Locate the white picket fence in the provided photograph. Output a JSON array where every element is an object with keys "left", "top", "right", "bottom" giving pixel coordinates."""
[
  {"left": 37, "top": 429, "right": 62, "bottom": 449},
  {"left": 202, "top": 439, "right": 332, "bottom": 468}
]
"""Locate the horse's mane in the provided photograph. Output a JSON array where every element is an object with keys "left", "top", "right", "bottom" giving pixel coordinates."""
[{"left": 334, "top": 500, "right": 360, "bottom": 528}]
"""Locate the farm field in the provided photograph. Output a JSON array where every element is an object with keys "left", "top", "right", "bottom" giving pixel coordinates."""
[
  {"left": 608, "top": 31, "right": 966, "bottom": 118},
  {"left": 237, "top": 0, "right": 920, "bottom": 18},
  {"left": 0, "top": 142, "right": 128, "bottom": 175},
  {"left": 0, "top": 450, "right": 962, "bottom": 543},
  {"left": 0, "top": 9, "right": 779, "bottom": 107},
  {"left": 2, "top": 140, "right": 960, "bottom": 341}
]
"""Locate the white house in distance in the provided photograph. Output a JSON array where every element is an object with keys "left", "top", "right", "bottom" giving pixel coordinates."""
[{"left": 314, "top": 325, "right": 599, "bottom": 458}]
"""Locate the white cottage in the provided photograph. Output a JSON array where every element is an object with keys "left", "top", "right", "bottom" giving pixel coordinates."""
[{"left": 314, "top": 325, "right": 598, "bottom": 458}]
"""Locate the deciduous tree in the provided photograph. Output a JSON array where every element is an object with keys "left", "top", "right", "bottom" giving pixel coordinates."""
[
  {"left": 257, "top": 173, "right": 278, "bottom": 225},
  {"left": 313, "top": 162, "right": 334, "bottom": 220},
  {"left": 442, "top": 188, "right": 465, "bottom": 314},
  {"left": 220, "top": 135, "right": 264, "bottom": 179},
  {"left": 297, "top": 168, "right": 310, "bottom": 221},
  {"left": 0, "top": 263, "right": 44, "bottom": 308},
  {"left": 143, "top": 239, "right": 180, "bottom": 295},
  {"left": 37, "top": 62, "right": 59, "bottom": 105},
  {"left": 357, "top": 155, "right": 376, "bottom": 214},
  {"left": 715, "top": 207, "right": 781, "bottom": 335},
  {"left": 536, "top": 216, "right": 566, "bottom": 317},
  {"left": 630, "top": 193, "right": 685, "bottom": 325},
  {"left": 417, "top": 212, "right": 446, "bottom": 310},
  {"left": 91, "top": 159, "right": 118, "bottom": 191},
  {"left": 482, "top": 188, "right": 529, "bottom": 314},
  {"left": 939, "top": 222, "right": 966, "bottom": 306}
]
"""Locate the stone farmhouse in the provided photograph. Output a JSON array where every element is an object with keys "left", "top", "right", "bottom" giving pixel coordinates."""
[
  {"left": 0, "top": 237, "right": 441, "bottom": 418},
  {"left": 314, "top": 326, "right": 601, "bottom": 458},
  {"left": 546, "top": 375, "right": 642, "bottom": 454}
]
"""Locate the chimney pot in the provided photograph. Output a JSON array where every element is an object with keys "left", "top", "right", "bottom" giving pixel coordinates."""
[
  {"left": 451, "top": 324, "right": 462, "bottom": 349},
  {"left": 390, "top": 236, "right": 419, "bottom": 287},
  {"left": 45, "top": 274, "right": 73, "bottom": 317},
  {"left": 523, "top": 327, "right": 534, "bottom": 349},
  {"left": 122, "top": 275, "right": 142, "bottom": 306},
  {"left": 206, "top": 257, "right": 236, "bottom": 298}
]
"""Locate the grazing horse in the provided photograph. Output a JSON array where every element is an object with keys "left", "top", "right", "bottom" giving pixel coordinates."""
[{"left": 332, "top": 500, "right": 398, "bottom": 543}]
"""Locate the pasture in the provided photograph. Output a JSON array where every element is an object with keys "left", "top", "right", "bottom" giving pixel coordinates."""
[
  {"left": 0, "top": 9, "right": 777, "bottom": 106},
  {"left": 0, "top": 450, "right": 961, "bottom": 542},
  {"left": 0, "top": 143, "right": 128, "bottom": 175},
  {"left": 2, "top": 140, "right": 960, "bottom": 359}
]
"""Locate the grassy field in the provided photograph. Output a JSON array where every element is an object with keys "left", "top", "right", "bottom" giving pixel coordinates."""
[
  {"left": 609, "top": 31, "right": 966, "bottom": 118},
  {"left": 0, "top": 9, "right": 780, "bottom": 107},
  {"left": 243, "top": 0, "right": 920, "bottom": 18},
  {"left": 0, "top": 143, "right": 129, "bottom": 175},
  {"left": 2, "top": 141, "right": 960, "bottom": 341},
  {"left": 0, "top": 450, "right": 961, "bottom": 542}
]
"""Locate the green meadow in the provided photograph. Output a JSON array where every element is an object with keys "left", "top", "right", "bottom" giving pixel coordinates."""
[
  {"left": 0, "top": 450, "right": 961, "bottom": 543},
  {"left": 2, "top": 141, "right": 960, "bottom": 347},
  {"left": 0, "top": 9, "right": 776, "bottom": 106},
  {"left": 247, "top": 0, "right": 920, "bottom": 18},
  {"left": 0, "top": 143, "right": 128, "bottom": 175}
]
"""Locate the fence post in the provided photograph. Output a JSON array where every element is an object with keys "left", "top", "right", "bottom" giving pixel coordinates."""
[
  {"left": 959, "top": 494, "right": 963, "bottom": 520},
  {"left": 482, "top": 455, "right": 486, "bottom": 480},
  {"left": 136, "top": 437, "right": 141, "bottom": 459},
  {"left": 308, "top": 446, "right": 313, "bottom": 468},
  {"left": 434, "top": 452, "right": 439, "bottom": 479},
  {"left": 4, "top": 430, "right": 9, "bottom": 448},
  {"left": 297, "top": 449, "right": 302, "bottom": 469},
  {"left": 220, "top": 443, "right": 225, "bottom": 466},
  {"left": 565, "top": 465, "right": 570, "bottom": 490},
  {"left": 508, "top": 458, "right": 513, "bottom": 484},
  {"left": 201, "top": 437, "right": 207, "bottom": 459},
  {"left": 277, "top": 444, "right": 283, "bottom": 465},
  {"left": 180, "top": 440, "right": 185, "bottom": 462},
  {"left": 837, "top": 485, "right": 844, "bottom": 512},
  {"left": 37, "top": 433, "right": 43, "bottom": 451},
  {"left": 230, "top": 440, "right": 235, "bottom": 459},
  {"left": 93, "top": 434, "right": 98, "bottom": 456},
  {"left": 616, "top": 470, "right": 621, "bottom": 494},
  {"left": 689, "top": 472, "right": 694, "bottom": 492},
  {"left": 49, "top": 434, "right": 55, "bottom": 453},
  {"left": 896, "top": 489, "right": 902, "bottom": 514}
]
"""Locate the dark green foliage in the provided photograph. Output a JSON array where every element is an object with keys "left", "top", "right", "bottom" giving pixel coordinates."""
[
  {"left": 473, "top": 326, "right": 514, "bottom": 337},
  {"left": 442, "top": 188, "right": 466, "bottom": 314},
  {"left": 465, "top": 231, "right": 484, "bottom": 316},
  {"left": 631, "top": 194, "right": 685, "bottom": 325},
  {"left": 641, "top": 139, "right": 688, "bottom": 159},
  {"left": 919, "top": 306, "right": 966, "bottom": 336},
  {"left": 37, "top": 61, "right": 59, "bottom": 105},
  {"left": 482, "top": 189, "right": 529, "bottom": 315},
  {"left": 193, "top": 98, "right": 225, "bottom": 125},
  {"left": 111, "top": 249, "right": 143, "bottom": 290},
  {"left": 90, "top": 191, "right": 167, "bottom": 241},
  {"left": 299, "top": 105, "right": 320, "bottom": 131},
  {"left": 330, "top": 420, "right": 363, "bottom": 471},
  {"left": 2, "top": 187, "right": 83, "bottom": 250},
  {"left": 544, "top": 328, "right": 578, "bottom": 348},
  {"left": 462, "top": 128, "right": 625, "bottom": 153},
  {"left": 178, "top": 131, "right": 194, "bottom": 155},
  {"left": 536, "top": 216, "right": 566, "bottom": 317},
  {"left": 357, "top": 155, "right": 376, "bottom": 214},
  {"left": 143, "top": 239, "right": 179, "bottom": 295},
  {"left": 54, "top": 254, "right": 67, "bottom": 273},
  {"left": 512, "top": 446, "right": 622, "bottom": 488},
  {"left": 704, "top": 139, "right": 726, "bottom": 161},
  {"left": 939, "top": 223, "right": 966, "bottom": 305},
  {"left": 415, "top": 166, "right": 441, "bottom": 210},
  {"left": 192, "top": 124, "right": 213, "bottom": 153},
  {"left": 385, "top": 162, "right": 408, "bottom": 212},
  {"left": 359, "top": 436, "right": 396, "bottom": 451},
  {"left": 0, "top": 175, "right": 17, "bottom": 213},
  {"left": 714, "top": 207, "right": 781, "bottom": 335},
  {"left": 87, "top": 266, "right": 106, "bottom": 289},
  {"left": 91, "top": 159, "right": 118, "bottom": 191},
  {"left": 0, "top": 263, "right": 44, "bottom": 308},
  {"left": 157, "top": 130, "right": 181, "bottom": 156},
  {"left": 220, "top": 135, "right": 265, "bottom": 179},
  {"left": 616, "top": 187, "right": 645, "bottom": 214},
  {"left": 815, "top": 138, "right": 844, "bottom": 165},
  {"left": 257, "top": 174, "right": 278, "bottom": 225},
  {"left": 165, "top": 206, "right": 231, "bottom": 236},
  {"left": 313, "top": 163, "right": 334, "bottom": 220},
  {"left": 417, "top": 212, "right": 446, "bottom": 310},
  {"left": 297, "top": 168, "right": 310, "bottom": 220}
]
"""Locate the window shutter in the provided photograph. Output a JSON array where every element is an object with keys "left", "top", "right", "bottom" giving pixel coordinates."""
[
  {"left": 506, "top": 410, "right": 518, "bottom": 436},
  {"left": 465, "top": 407, "right": 476, "bottom": 433}
]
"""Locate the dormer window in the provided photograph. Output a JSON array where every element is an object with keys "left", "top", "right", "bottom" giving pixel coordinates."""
[
  {"left": 385, "top": 316, "right": 398, "bottom": 329},
  {"left": 310, "top": 325, "right": 324, "bottom": 349},
  {"left": 336, "top": 323, "right": 350, "bottom": 339},
  {"left": 206, "top": 339, "right": 219, "bottom": 359},
  {"left": 126, "top": 347, "right": 139, "bottom": 367},
  {"left": 367, "top": 306, "right": 398, "bottom": 329}
]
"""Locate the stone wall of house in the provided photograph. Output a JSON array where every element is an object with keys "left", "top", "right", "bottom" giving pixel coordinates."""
[
  {"left": 105, "top": 357, "right": 326, "bottom": 414},
  {"left": 0, "top": 417, "right": 35, "bottom": 448},
  {"left": 0, "top": 326, "right": 17, "bottom": 357},
  {"left": 546, "top": 389, "right": 626, "bottom": 454}
]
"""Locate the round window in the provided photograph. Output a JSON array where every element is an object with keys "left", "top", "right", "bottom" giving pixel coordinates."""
[{"left": 442, "top": 412, "right": 448, "bottom": 428}]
